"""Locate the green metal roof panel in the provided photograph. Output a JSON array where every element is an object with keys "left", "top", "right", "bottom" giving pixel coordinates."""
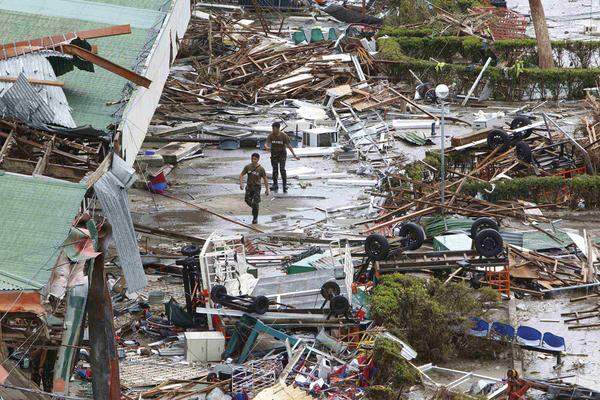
[
  {"left": 89, "top": 0, "right": 170, "bottom": 10},
  {"left": 0, "top": 0, "right": 170, "bottom": 129},
  {"left": 0, "top": 172, "right": 86, "bottom": 291}
]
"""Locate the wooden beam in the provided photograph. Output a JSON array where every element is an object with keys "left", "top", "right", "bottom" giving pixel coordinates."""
[
  {"left": 0, "top": 76, "right": 64, "bottom": 87},
  {"left": 134, "top": 222, "right": 206, "bottom": 244},
  {"left": 32, "top": 136, "right": 54, "bottom": 176},
  {"left": 0, "top": 130, "right": 95, "bottom": 165},
  {"left": 3, "top": 158, "right": 89, "bottom": 181},
  {"left": 0, "top": 129, "right": 15, "bottom": 164},
  {"left": 0, "top": 24, "right": 131, "bottom": 55},
  {"left": 59, "top": 44, "right": 152, "bottom": 88}
]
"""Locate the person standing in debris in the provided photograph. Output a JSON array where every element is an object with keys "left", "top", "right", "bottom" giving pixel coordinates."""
[
  {"left": 265, "top": 122, "right": 299, "bottom": 193},
  {"left": 240, "top": 153, "right": 269, "bottom": 224}
]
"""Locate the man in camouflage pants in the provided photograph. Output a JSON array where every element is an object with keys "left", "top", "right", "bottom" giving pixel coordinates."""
[{"left": 239, "top": 153, "right": 269, "bottom": 224}]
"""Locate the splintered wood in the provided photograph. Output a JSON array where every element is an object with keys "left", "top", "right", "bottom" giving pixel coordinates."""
[{"left": 156, "top": 13, "right": 376, "bottom": 114}]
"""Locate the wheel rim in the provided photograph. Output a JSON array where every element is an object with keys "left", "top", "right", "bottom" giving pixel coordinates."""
[
  {"left": 481, "top": 236, "right": 499, "bottom": 253},
  {"left": 490, "top": 134, "right": 503, "bottom": 148},
  {"left": 369, "top": 241, "right": 382, "bottom": 256},
  {"left": 406, "top": 232, "right": 419, "bottom": 248}
]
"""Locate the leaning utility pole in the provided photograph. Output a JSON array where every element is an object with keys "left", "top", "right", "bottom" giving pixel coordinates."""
[{"left": 529, "top": 0, "right": 553, "bottom": 69}]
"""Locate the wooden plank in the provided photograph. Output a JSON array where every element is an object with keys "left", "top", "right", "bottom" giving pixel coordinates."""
[
  {"left": 3, "top": 158, "right": 89, "bottom": 181},
  {"left": 362, "top": 206, "right": 437, "bottom": 233},
  {"left": 0, "top": 25, "right": 131, "bottom": 51},
  {"left": 451, "top": 127, "right": 492, "bottom": 147},
  {"left": 134, "top": 222, "right": 206, "bottom": 244},
  {"left": 60, "top": 44, "right": 151, "bottom": 88},
  {"left": 0, "top": 76, "right": 64, "bottom": 87}
]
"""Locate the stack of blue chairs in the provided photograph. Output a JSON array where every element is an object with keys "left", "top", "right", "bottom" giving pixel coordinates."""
[{"left": 468, "top": 317, "right": 566, "bottom": 352}]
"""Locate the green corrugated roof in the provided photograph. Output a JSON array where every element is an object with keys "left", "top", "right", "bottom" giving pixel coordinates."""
[
  {"left": 0, "top": 172, "right": 86, "bottom": 291},
  {"left": 0, "top": 0, "right": 171, "bottom": 129}
]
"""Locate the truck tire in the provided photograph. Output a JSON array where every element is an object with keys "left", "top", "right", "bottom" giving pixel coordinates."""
[
  {"left": 487, "top": 129, "right": 510, "bottom": 151},
  {"left": 470, "top": 217, "right": 499, "bottom": 238},
  {"left": 181, "top": 244, "right": 200, "bottom": 257},
  {"left": 329, "top": 295, "right": 350, "bottom": 316},
  {"left": 251, "top": 296, "right": 270, "bottom": 315},
  {"left": 365, "top": 233, "right": 390, "bottom": 261},
  {"left": 474, "top": 229, "right": 504, "bottom": 257},
  {"left": 210, "top": 285, "right": 228, "bottom": 303},
  {"left": 321, "top": 281, "right": 341, "bottom": 300},
  {"left": 397, "top": 222, "right": 425, "bottom": 250},
  {"left": 515, "top": 141, "right": 532, "bottom": 163},
  {"left": 510, "top": 115, "right": 533, "bottom": 139}
]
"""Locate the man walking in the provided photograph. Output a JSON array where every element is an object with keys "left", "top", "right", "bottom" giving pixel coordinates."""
[
  {"left": 240, "top": 153, "right": 269, "bottom": 224},
  {"left": 265, "top": 122, "right": 299, "bottom": 193}
]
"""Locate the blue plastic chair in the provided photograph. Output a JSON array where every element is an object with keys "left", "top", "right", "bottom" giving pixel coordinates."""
[
  {"left": 542, "top": 332, "right": 566, "bottom": 351},
  {"left": 327, "top": 27, "right": 338, "bottom": 41},
  {"left": 469, "top": 317, "right": 490, "bottom": 337},
  {"left": 490, "top": 322, "right": 515, "bottom": 340},
  {"left": 310, "top": 28, "right": 324, "bottom": 43},
  {"left": 292, "top": 30, "right": 307, "bottom": 45},
  {"left": 516, "top": 326, "right": 542, "bottom": 346}
]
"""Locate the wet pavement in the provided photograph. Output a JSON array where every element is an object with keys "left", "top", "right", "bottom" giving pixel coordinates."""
[{"left": 517, "top": 295, "right": 600, "bottom": 391}]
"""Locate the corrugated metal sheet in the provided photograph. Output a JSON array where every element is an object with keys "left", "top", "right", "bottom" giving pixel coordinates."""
[
  {"left": 93, "top": 156, "right": 147, "bottom": 293},
  {"left": 0, "top": 54, "right": 76, "bottom": 127},
  {"left": 0, "top": 73, "right": 56, "bottom": 125},
  {"left": 0, "top": 171, "right": 86, "bottom": 291}
]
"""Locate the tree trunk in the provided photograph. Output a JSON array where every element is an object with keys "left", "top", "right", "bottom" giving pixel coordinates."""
[{"left": 529, "top": 0, "right": 554, "bottom": 69}]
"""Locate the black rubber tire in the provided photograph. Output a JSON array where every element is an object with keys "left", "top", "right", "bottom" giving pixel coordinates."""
[
  {"left": 474, "top": 229, "right": 504, "bottom": 257},
  {"left": 329, "top": 295, "right": 350, "bottom": 316},
  {"left": 397, "top": 222, "right": 425, "bottom": 251},
  {"left": 321, "top": 281, "right": 341, "bottom": 300},
  {"left": 470, "top": 217, "right": 499, "bottom": 238},
  {"left": 510, "top": 115, "right": 533, "bottom": 139},
  {"left": 210, "top": 285, "right": 228, "bottom": 303},
  {"left": 515, "top": 141, "right": 533, "bottom": 163},
  {"left": 487, "top": 129, "right": 510, "bottom": 151},
  {"left": 365, "top": 233, "right": 390, "bottom": 261},
  {"left": 181, "top": 244, "right": 200, "bottom": 257},
  {"left": 251, "top": 296, "right": 270, "bottom": 315}
]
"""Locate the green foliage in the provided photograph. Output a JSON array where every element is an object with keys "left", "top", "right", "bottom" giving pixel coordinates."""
[
  {"left": 377, "top": 38, "right": 405, "bottom": 60},
  {"left": 462, "top": 175, "right": 600, "bottom": 209},
  {"left": 377, "top": 47, "right": 600, "bottom": 100},
  {"left": 384, "top": 0, "right": 432, "bottom": 25},
  {"left": 365, "top": 385, "right": 396, "bottom": 400},
  {"left": 378, "top": 27, "right": 435, "bottom": 37},
  {"left": 478, "top": 286, "right": 501, "bottom": 304},
  {"left": 384, "top": 0, "right": 481, "bottom": 25},
  {"left": 373, "top": 338, "right": 421, "bottom": 392},
  {"left": 370, "top": 274, "right": 488, "bottom": 361},
  {"left": 380, "top": 35, "right": 600, "bottom": 69}
]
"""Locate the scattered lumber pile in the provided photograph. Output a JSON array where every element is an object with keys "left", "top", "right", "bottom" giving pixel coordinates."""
[{"left": 156, "top": 13, "right": 376, "bottom": 114}]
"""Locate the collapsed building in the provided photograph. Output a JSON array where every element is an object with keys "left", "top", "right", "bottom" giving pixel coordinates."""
[{"left": 0, "top": 0, "right": 190, "bottom": 397}]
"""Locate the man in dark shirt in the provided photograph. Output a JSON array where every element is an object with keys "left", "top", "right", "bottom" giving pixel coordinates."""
[
  {"left": 239, "top": 153, "right": 269, "bottom": 224},
  {"left": 265, "top": 122, "right": 299, "bottom": 193}
]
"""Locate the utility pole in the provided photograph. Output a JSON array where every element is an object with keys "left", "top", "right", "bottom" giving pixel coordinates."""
[{"left": 529, "top": 0, "right": 554, "bottom": 69}]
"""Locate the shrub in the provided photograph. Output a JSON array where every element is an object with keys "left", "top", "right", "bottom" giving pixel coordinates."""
[
  {"left": 373, "top": 338, "right": 420, "bottom": 393},
  {"left": 370, "top": 274, "right": 492, "bottom": 361},
  {"left": 462, "top": 175, "right": 600, "bottom": 209}
]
